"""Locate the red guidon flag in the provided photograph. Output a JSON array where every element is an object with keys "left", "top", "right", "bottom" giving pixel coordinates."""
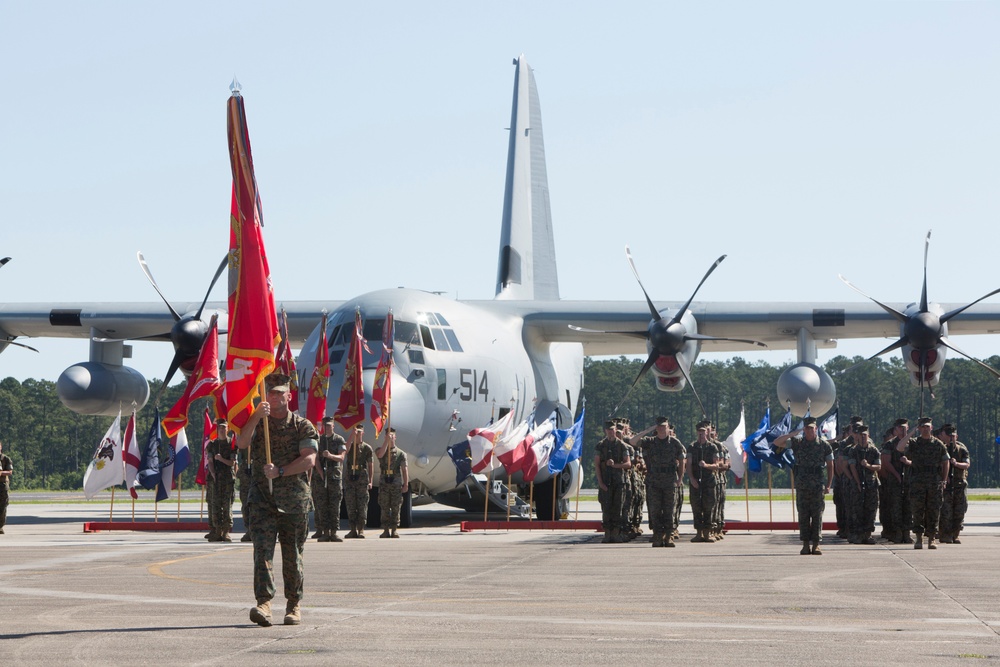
[
  {"left": 306, "top": 315, "right": 330, "bottom": 424},
  {"left": 370, "top": 310, "right": 393, "bottom": 438},
  {"left": 162, "top": 314, "right": 221, "bottom": 438},
  {"left": 224, "top": 86, "right": 279, "bottom": 435},
  {"left": 335, "top": 309, "right": 366, "bottom": 432},
  {"left": 275, "top": 307, "right": 300, "bottom": 412},
  {"left": 195, "top": 408, "right": 213, "bottom": 486}
]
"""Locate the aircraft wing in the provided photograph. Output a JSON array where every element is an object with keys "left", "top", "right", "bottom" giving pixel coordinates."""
[
  {"left": 474, "top": 300, "right": 1000, "bottom": 356},
  {"left": 0, "top": 301, "right": 345, "bottom": 346}
]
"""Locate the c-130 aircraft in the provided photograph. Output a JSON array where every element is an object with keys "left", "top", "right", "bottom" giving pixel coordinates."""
[{"left": 2, "top": 55, "right": 999, "bottom": 523}]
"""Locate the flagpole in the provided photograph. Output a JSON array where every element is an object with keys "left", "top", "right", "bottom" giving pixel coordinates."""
[
  {"left": 551, "top": 476, "right": 558, "bottom": 525},
  {"left": 789, "top": 469, "right": 796, "bottom": 523},
  {"left": 767, "top": 467, "right": 773, "bottom": 529},
  {"left": 200, "top": 484, "right": 205, "bottom": 521},
  {"left": 483, "top": 401, "right": 497, "bottom": 524},
  {"left": 506, "top": 473, "right": 512, "bottom": 525},
  {"left": 528, "top": 483, "right": 534, "bottom": 525},
  {"left": 744, "top": 466, "right": 750, "bottom": 525},
  {"left": 131, "top": 494, "right": 135, "bottom": 522},
  {"left": 574, "top": 474, "right": 581, "bottom": 521},
  {"left": 177, "top": 473, "right": 182, "bottom": 521},
  {"left": 109, "top": 486, "right": 115, "bottom": 523},
  {"left": 154, "top": 487, "right": 159, "bottom": 522},
  {"left": 260, "top": 379, "right": 273, "bottom": 494}
]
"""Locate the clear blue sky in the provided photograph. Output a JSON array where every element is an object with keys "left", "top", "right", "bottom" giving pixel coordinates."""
[{"left": 2, "top": 2, "right": 999, "bottom": 383}]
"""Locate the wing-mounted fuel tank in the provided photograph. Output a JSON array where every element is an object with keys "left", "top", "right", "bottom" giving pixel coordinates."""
[{"left": 57, "top": 334, "right": 149, "bottom": 415}]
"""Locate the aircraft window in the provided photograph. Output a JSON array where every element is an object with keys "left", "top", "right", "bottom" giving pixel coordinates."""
[
  {"left": 408, "top": 349, "right": 424, "bottom": 364},
  {"left": 363, "top": 318, "right": 385, "bottom": 343},
  {"left": 328, "top": 324, "right": 341, "bottom": 347},
  {"left": 394, "top": 321, "right": 418, "bottom": 346},
  {"left": 431, "top": 328, "right": 450, "bottom": 351},
  {"left": 443, "top": 329, "right": 463, "bottom": 352},
  {"left": 334, "top": 325, "right": 351, "bottom": 346},
  {"left": 329, "top": 350, "right": 344, "bottom": 365},
  {"left": 420, "top": 324, "right": 435, "bottom": 350},
  {"left": 434, "top": 313, "right": 450, "bottom": 326},
  {"left": 422, "top": 312, "right": 440, "bottom": 325},
  {"left": 437, "top": 369, "right": 447, "bottom": 400}
]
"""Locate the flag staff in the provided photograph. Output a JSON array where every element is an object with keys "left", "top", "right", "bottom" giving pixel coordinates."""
[
  {"left": 260, "top": 378, "right": 273, "bottom": 494},
  {"left": 109, "top": 486, "right": 115, "bottom": 523},
  {"left": 482, "top": 400, "right": 497, "bottom": 524},
  {"left": 176, "top": 472, "right": 183, "bottom": 521}
]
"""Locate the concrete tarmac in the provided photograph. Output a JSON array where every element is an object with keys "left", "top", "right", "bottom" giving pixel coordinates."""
[{"left": 1, "top": 493, "right": 999, "bottom": 666}]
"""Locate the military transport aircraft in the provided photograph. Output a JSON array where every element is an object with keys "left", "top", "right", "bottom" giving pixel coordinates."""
[{"left": 2, "top": 55, "right": 1000, "bottom": 523}]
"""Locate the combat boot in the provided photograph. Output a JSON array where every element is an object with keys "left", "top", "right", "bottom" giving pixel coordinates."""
[
  {"left": 952, "top": 533, "right": 962, "bottom": 544},
  {"left": 913, "top": 532, "right": 923, "bottom": 549},
  {"left": 610, "top": 528, "right": 623, "bottom": 544},
  {"left": 390, "top": 529, "right": 399, "bottom": 538},
  {"left": 862, "top": 533, "right": 875, "bottom": 545},
  {"left": 602, "top": 530, "right": 613, "bottom": 544},
  {"left": 357, "top": 526, "right": 366, "bottom": 539},
  {"left": 250, "top": 600, "right": 272, "bottom": 627},
  {"left": 703, "top": 529, "right": 716, "bottom": 543},
  {"left": 664, "top": 536, "right": 675, "bottom": 547},
  {"left": 204, "top": 528, "right": 214, "bottom": 540},
  {"left": 927, "top": 534, "right": 936, "bottom": 550},
  {"left": 800, "top": 541, "right": 811, "bottom": 555},
  {"left": 380, "top": 528, "right": 391, "bottom": 538},
  {"left": 345, "top": 524, "right": 359, "bottom": 539},
  {"left": 241, "top": 532, "right": 252, "bottom": 542},
  {"left": 317, "top": 530, "right": 331, "bottom": 543},
  {"left": 311, "top": 531, "right": 322, "bottom": 539},
  {"left": 691, "top": 530, "right": 707, "bottom": 543},
  {"left": 940, "top": 534, "right": 953, "bottom": 544},
  {"left": 284, "top": 601, "right": 301, "bottom": 625},
  {"left": 208, "top": 530, "right": 224, "bottom": 542},
  {"left": 901, "top": 531, "right": 913, "bottom": 544},
  {"left": 651, "top": 533, "right": 663, "bottom": 548},
  {"left": 221, "top": 531, "right": 232, "bottom": 543},
  {"left": 811, "top": 542, "right": 823, "bottom": 555},
  {"left": 330, "top": 531, "right": 344, "bottom": 543}
]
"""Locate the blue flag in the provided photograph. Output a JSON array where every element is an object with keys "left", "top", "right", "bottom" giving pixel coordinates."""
[
  {"left": 447, "top": 439, "right": 472, "bottom": 487},
  {"left": 548, "top": 408, "right": 585, "bottom": 476},
  {"left": 746, "top": 410, "right": 793, "bottom": 469},
  {"left": 741, "top": 408, "right": 770, "bottom": 473},
  {"left": 136, "top": 408, "right": 161, "bottom": 491},
  {"left": 157, "top": 427, "right": 190, "bottom": 502}
]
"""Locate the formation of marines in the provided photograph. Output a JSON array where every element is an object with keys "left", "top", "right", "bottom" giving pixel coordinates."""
[{"left": 597, "top": 413, "right": 971, "bottom": 553}]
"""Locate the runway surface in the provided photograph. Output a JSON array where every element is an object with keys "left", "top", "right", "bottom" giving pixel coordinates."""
[{"left": 1, "top": 494, "right": 998, "bottom": 665}]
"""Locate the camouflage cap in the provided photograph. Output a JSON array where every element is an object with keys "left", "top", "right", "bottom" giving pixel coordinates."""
[
  {"left": 265, "top": 373, "right": 291, "bottom": 392},
  {"left": 917, "top": 417, "right": 933, "bottom": 426},
  {"left": 802, "top": 416, "right": 818, "bottom": 426},
  {"left": 655, "top": 416, "right": 669, "bottom": 426},
  {"left": 321, "top": 416, "right": 334, "bottom": 424},
  {"left": 214, "top": 417, "right": 228, "bottom": 425},
  {"left": 941, "top": 424, "right": 956, "bottom": 435}
]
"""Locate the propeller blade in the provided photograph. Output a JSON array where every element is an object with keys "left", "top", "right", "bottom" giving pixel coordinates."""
[
  {"left": 669, "top": 255, "right": 726, "bottom": 328},
  {"left": 836, "top": 336, "right": 909, "bottom": 374},
  {"left": 153, "top": 353, "right": 185, "bottom": 406},
  {"left": 684, "top": 333, "right": 767, "bottom": 348},
  {"left": 938, "top": 337, "right": 1000, "bottom": 380},
  {"left": 919, "top": 230, "right": 930, "bottom": 313},
  {"left": 0, "top": 257, "right": 10, "bottom": 268},
  {"left": 194, "top": 255, "right": 230, "bottom": 320},
  {"left": 137, "top": 251, "right": 182, "bottom": 321},
  {"left": 92, "top": 332, "right": 171, "bottom": 343},
  {"left": 940, "top": 286, "right": 1000, "bottom": 324},
  {"left": 609, "top": 351, "right": 659, "bottom": 416},
  {"left": 3, "top": 339, "right": 39, "bottom": 353},
  {"left": 625, "top": 246, "right": 663, "bottom": 322},
  {"left": 567, "top": 324, "right": 648, "bottom": 338},
  {"left": 838, "top": 274, "right": 908, "bottom": 323},
  {"left": 673, "top": 352, "right": 707, "bottom": 417}
]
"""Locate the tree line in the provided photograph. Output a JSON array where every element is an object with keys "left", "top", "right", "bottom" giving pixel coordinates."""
[{"left": 2, "top": 354, "right": 999, "bottom": 491}]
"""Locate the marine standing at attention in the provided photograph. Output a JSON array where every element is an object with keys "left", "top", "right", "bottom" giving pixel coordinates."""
[
  {"left": 774, "top": 416, "right": 834, "bottom": 555},
  {"left": 687, "top": 422, "right": 720, "bottom": 544},
  {"left": 898, "top": 416, "right": 949, "bottom": 550},
  {"left": 595, "top": 420, "right": 631, "bottom": 544},
  {"left": 0, "top": 441, "right": 12, "bottom": 534},
  {"left": 207, "top": 420, "right": 237, "bottom": 542},
  {"left": 312, "top": 417, "right": 347, "bottom": 543},
  {"left": 939, "top": 424, "right": 970, "bottom": 544},
  {"left": 343, "top": 423, "right": 374, "bottom": 539},
  {"left": 376, "top": 427, "right": 408, "bottom": 538},
  {"left": 236, "top": 373, "right": 318, "bottom": 628}
]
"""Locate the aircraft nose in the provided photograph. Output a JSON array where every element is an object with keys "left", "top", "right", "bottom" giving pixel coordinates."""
[{"left": 362, "top": 368, "right": 425, "bottom": 441}]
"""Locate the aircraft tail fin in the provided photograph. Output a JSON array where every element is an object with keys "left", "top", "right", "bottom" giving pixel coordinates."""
[{"left": 495, "top": 55, "right": 559, "bottom": 301}]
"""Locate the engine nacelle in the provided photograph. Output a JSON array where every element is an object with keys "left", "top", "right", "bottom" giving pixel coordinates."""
[
  {"left": 777, "top": 362, "right": 837, "bottom": 417},
  {"left": 902, "top": 345, "right": 946, "bottom": 387},
  {"left": 57, "top": 362, "right": 150, "bottom": 416},
  {"left": 651, "top": 354, "right": 689, "bottom": 392}
]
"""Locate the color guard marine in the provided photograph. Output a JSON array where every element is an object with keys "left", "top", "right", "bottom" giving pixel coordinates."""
[{"left": 939, "top": 424, "right": 970, "bottom": 544}]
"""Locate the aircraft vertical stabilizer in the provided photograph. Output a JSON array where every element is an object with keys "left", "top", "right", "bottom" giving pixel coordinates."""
[{"left": 495, "top": 55, "right": 559, "bottom": 302}]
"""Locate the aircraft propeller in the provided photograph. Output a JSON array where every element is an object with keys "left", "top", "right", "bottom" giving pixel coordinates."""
[
  {"left": 94, "top": 252, "right": 228, "bottom": 398},
  {"left": 573, "top": 246, "right": 766, "bottom": 417},
  {"left": 838, "top": 230, "right": 1000, "bottom": 415}
]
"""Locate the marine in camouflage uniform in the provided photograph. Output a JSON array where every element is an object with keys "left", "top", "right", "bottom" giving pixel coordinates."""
[
  {"left": 237, "top": 373, "right": 319, "bottom": 628},
  {"left": 237, "top": 444, "right": 252, "bottom": 542},
  {"left": 845, "top": 425, "right": 880, "bottom": 545},
  {"left": 687, "top": 422, "right": 720, "bottom": 543},
  {"left": 712, "top": 426, "right": 729, "bottom": 540},
  {"left": 881, "top": 419, "right": 912, "bottom": 543},
  {"left": 775, "top": 417, "right": 834, "bottom": 555},
  {"left": 832, "top": 419, "right": 861, "bottom": 538},
  {"left": 621, "top": 438, "right": 638, "bottom": 540},
  {"left": 595, "top": 421, "right": 631, "bottom": 543},
  {"left": 0, "top": 441, "right": 12, "bottom": 534},
  {"left": 206, "top": 421, "right": 237, "bottom": 542},
  {"left": 673, "top": 437, "right": 687, "bottom": 539},
  {"left": 376, "top": 428, "right": 409, "bottom": 537},
  {"left": 632, "top": 417, "right": 685, "bottom": 547},
  {"left": 312, "top": 417, "right": 346, "bottom": 543},
  {"left": 899, "top": 417, "right": 949, "bottom": 550},
  {"left": 939, "top": 424, "right": 970, "bottom": 544},
  {"left": 343, "top": 423, "right": 374, "bottom": 538}
]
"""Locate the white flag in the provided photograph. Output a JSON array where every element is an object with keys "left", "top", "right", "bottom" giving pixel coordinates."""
[
  {"left": 723, "top": 409, "right": 747, "bottom": 481},
  {"left": 83, "top": 412, "right": 124, "bottom": 499}
]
